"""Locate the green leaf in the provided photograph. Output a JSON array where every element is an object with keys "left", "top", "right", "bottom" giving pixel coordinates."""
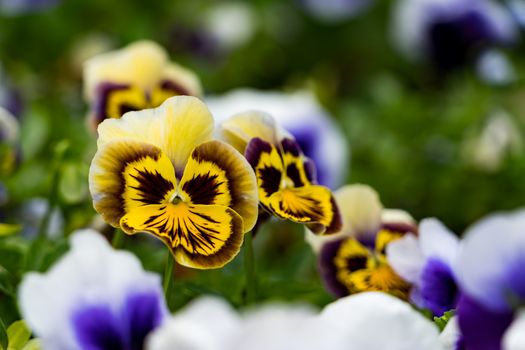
[
  {"left": 434, "top": 310, "right": 456, "bottom": 331},
  {"left": 6, "top": 321, "right": 30, "bottom": 350},
  {"left": 0, "top": 225, "right": 21, "bottom": 238}
]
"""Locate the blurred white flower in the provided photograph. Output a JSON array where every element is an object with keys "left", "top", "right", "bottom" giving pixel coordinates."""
[
  {"left": 462, "top": 110, "right": 522, "bottom": 172},
  {"left": 504, "top": 310, "right": 525, "bottom": 350},
  {"left": 19, "top": 229, "right": 167, "bottom": 350},
  {"left": 0, "top": 106, "right": 18, "bottom": 144},
  {"left": 319, "top": 292, "right": 444, "bottom": 349},
  {"left": 439, "top": 317, "right": 463, "bottom": 350},
  {"left": 203, "top": 3, "right": 255, "bottom": 51},
  {"left": 19, "top": 197, "right": 64, "bottom": 239},
  {"left": 476, "top": 49, "right": 516, "bottom": 85},
  {"left": 207, "top": 89, "right": 349, "bottom": 189}
]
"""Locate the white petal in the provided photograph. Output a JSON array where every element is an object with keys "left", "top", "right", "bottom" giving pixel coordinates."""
[
  {"left": 319, "top": 292, "right": 444, "bottom": 350},
  {"left": 381, "top": 208, "right": 416, "bottom": 227},
  {"left": 147, "top": 297, "right": 240, "bottom": 350},
  {"left": 419, "top": 218, "right": 459, "bottom": 268},
  {"left": 457, "top": 209, "right": 525, "bottom": 311},
  {"left": 504, "top": 309, "right": 525, "bottom": 350},
  {"left": 386, "top": 233, "right": 424, "bottom": 283},
  {"left": 439, "top": 317, "right": 461, "bottom": 350}
]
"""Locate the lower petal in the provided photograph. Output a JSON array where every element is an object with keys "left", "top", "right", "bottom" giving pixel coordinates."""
[
  {"left": 72, "top": 304, "right": 126, "bottom": 350},
  {"left": 120, "top": 203, "right": 244, "bottom": 269},
  {"left": 457, "top": 293, "right": 514, "bottom": 350},
  {"left": 268, "top": 186, "right": 341, "bottom": 234}
]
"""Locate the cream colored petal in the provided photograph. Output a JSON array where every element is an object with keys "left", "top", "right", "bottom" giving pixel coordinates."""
[
  {"left": 83, "top": 40, "right": 167, "bottom": 101},
  {"left": 162, "top": 62, "right": 203, "bottom": 96},
  {"left": 218, "top": 111, "right": 278, "bottom": 153},
  {"left": 381, "top": 208, "right": 416, "bottom": 227},
  {"left": 97, "top": 96, "right": 214, "bottom": 175},
  {"left": 334, "top": 184, "right": 383, "bottom": 239}
]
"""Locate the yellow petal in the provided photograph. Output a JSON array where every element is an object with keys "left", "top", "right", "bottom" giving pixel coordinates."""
[
  {"left": 89, "top": 139, "right": 177, "bottom": 227},
  {"left": 161, "top": 62, "right": 202, "bottom": 97},
  {"left": 97, "top": 96, "right": 214, "bottom": 176},
  {"left": 120, "top": 202, "right": 244, "bottom": 269},
  {"left": 179, "top": 140, "right": 258, "bottom": 231},
  {"left": 374, "top": 228, "right": 405, "bottom": 256},
  {"left": 219, "top": 111, "right": 278, "bottom": 153},
  {"left": 84, "top": 40, "right": 167, "bottom": 101},
  {"left": 268, "top": 185, "right": 340, "bottom": 234},
  {"left": 104, "top": 84, "right": 149, "bottom": 119}
]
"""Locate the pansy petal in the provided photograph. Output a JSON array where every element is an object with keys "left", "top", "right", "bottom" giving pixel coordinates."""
[
  {"left": 419, "top": 218, "right": 459, "bottom": 268},
  {"left": 280, "top": 138, "right": 313, "bottom": 188},
  {"left": 160, "top": 62, "right": 202, "bottom": 97},
  {"left": 84, "top": 41, "right": 167, "bottom": 101},
  {"left": 503, "top": 310, "right": 525, "bottom": 350},
  {"left": 245, "top": 137, "right": 284, "bottom": 210},
  {"left": 334, "top": 184, "right": 383, "bottom": 241},
  {"left": 89, "top": 140, "right": 177, "bottom": 228},
  {"left": 268, "top": 185, "right": 340, "bottom": 235},
  {"left": 180, "top": 140, "right": 258, "bottom": 232},
  {"left": 386, "top": 233, "right": 424, "bottom": 284},
  {"left": 219, "top": 111, "right": 279, "bottom": 153},
  {"left": 72, "top": 303, "right": 125, "bottom": 350},
  {"left": 97, "top": 96, "right": 214, "bottom": 176},
  {"left": 120, "top": 203, "right": 244, "bottom": 269}
]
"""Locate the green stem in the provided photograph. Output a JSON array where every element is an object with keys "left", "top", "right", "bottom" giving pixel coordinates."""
[
  {"left": 244, "top": 230, "right": 256, "bottom": 305},
  {"left": 111, "top": 228, "right": 124, "bottom": 249},
  {"left": 163, "top": 254, "right": 175, "bottom": 300}
]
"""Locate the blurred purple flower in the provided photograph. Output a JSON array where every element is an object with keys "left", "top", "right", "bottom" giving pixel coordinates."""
[
  {"left": 0, "top": 66, "right": 23, "bottom": 118},
  {"left": 19, "top": 230, "right": 168, "bottom": 350},
  {"left": 387, "top": 218, "right": 460, "bottom": 316},
  {"left": 207, "top": 89, "right": 349, "bottom": 189},
  {"left": 392, "top": 0, "right": 518, "bottom": 72},
  {"left": 456, "top": 209, "right": 525, "bottom": 350}
]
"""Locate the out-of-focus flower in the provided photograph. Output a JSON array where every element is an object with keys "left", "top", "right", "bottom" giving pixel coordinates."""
[
  {"left": 462, "top": 110, "right": 522, "bottom": 172},
  {"left": 319, "top": 292, "right": 445, "bottom": 350},
  {"left": 207, "top": 89, "right": 348, "bottom": 189},
  {"left": 83, "top": 40, "right": 201, "bottom": 129},
  {"left": 476, "top": 49, "right": 516, "bottom": 85},
  {"left": 456, "top": 209, "right": 525, "bottom": 350},
  {"left": 203, "top": 3, "right": 255, "bottom": 51},
  {"left": 313, "top": 184, "right": 415, "bottom": 298},
  {"left": 504, "top": 310, "right": 525, "bottom": 350},
  {"left": 508, "top": 0, "right": 525, "bottom": 28},
  {"left": 0, "top": 66, "right": 23, "bottom": 118},
  {"left": 219, "top": 110, "right": 341, "bottom": 235},
  {"left": 19, "top": 229, "right": 167, "bottom": 350},
  {"left": 89, "top": 96, "right": 258, "bottom": 269},
  {"left": 387, "top": 218, "right": 460, "bottom": 316},
  {"left": 392, "top": 0, "right": 517, "bottom": 72},
  {"left": 19, "top": 197, "right": 64, "bottom": 238},
  {"left": 149, "top": 292, "right": 444, "bottom": 350},
  {"left": 439, "top": 317, "right": 465, "bottom": 350},
  {"left": 300, "top": 0, "right": 374, "bottom": 23},
  {"left": 0, "top": 0, "right": 59, "bottom": 15},
  {"left": 0, "top": 107, "right": 19, "bottom": 175}
]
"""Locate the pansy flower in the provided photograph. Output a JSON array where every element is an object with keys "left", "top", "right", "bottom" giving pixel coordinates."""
[
  {"left": 89, "top": 96, "right": 258, "bottom": 269},
  {"left": 83, "top": 40, "right": 202, "bottom": 129},
  {"left": 387, "top": 218, "right": 460, "bottom": 316},
  {"left": 19, "top": 229, "right": 167, "bottom": 350},
  {"left": 313, "top": 184, "right": 414, "bottom": 298},
  {"left": 454, "top": 209, "right": 525, "bottom": 350},
  {"left": 207, "top": 89, "right": 349, "bottom": 189},
  {"left": 219, "top": 111, "right": 341, "bottom": 235}
]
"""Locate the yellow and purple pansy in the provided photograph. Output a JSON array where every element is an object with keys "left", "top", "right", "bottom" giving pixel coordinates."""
[
  {"left": 219, "top": 111, "right": 341, "bottom": 235},
  {"left": 311, "top": 184, "right": 414, "bottom": 298},
  {"left": 89, "top": 96, "right": 258, "bottom": 269},
  {"left": 83, "top": 40, "right": 202, "bottom": 129}
]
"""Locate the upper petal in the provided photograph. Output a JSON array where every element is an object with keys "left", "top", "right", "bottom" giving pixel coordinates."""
[
  {"left": 419, "top": 218, "right": 459, "bottom": 269},
  {"left": 179, "top": 140, "right": 258, "bottom": 232},
  {"left": 97, "top": 96, "right": 214, "bottom": 176},
  {"left": 386, "top": 233, "right": 425, "bottom": 284},
  {"left": 84, "top": 40, "right": 167, "bottom": 101}
]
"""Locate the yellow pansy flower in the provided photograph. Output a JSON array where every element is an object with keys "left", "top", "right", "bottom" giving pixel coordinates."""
[
  {"left": 83, "top": 40, "right": 202, "bottom": 129},
  {"left": 219, "top": 111, "right": 341, "bottom": 235},
  {"left": 89, "top": 96, "right": 258, "bottom": 269}
]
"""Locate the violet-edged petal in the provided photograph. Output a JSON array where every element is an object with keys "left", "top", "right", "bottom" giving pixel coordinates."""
[
  {"left": 457, "top": 293, "right": 513, "bottom": 350},
  {"left": 457, "top": 209, "right": 525, "bottom": 311},
  {"left": 419, "top": 218, "right": 459, "bottom": 269},
  {"left": 387, "top": 233, "right": 424, "bottom": 284}
]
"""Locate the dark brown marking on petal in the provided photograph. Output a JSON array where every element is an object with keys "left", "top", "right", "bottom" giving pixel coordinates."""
[
  {"left": 182, "top": 173, "right": 223, "bottom": 205},
  {"left": 129, "top": 170, "right": 175, "bottom": 205},
  {"left": 244, "top": 137, "right": 273, "bottom": 169},
  {"left": 323, "top": 195, "right": 342, "bottom": 235},
  {"left": 280, "top": 138, "right": 302, "bottom": 157},
  {"left": 286, "top": 163, "right": 304, "bottom": 187},
  {"left": 259, "top": 165, "right": 282, "bottom": 198},
  {"left": 303, "top": 157, "right": 318, "bottom": 184},
  {"left": 344, "top": 255, "right": 368, "bottom": 272},
  {"left": 159, "top": 79, "right": 191, "bottom": 96}
]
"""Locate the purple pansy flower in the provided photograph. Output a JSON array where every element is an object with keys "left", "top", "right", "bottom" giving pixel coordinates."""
[
  {"left": 387, "top": 218, "right": 460, "bottom": 316},
  {"left": 19, "top": 229, "right": 168, "bottom": 350},
  {"left": 455, "top": 209, "right": 525, "bottom": 350},
  {"left": 392, "top": 0, "right": 517, "bottom": 72}
]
